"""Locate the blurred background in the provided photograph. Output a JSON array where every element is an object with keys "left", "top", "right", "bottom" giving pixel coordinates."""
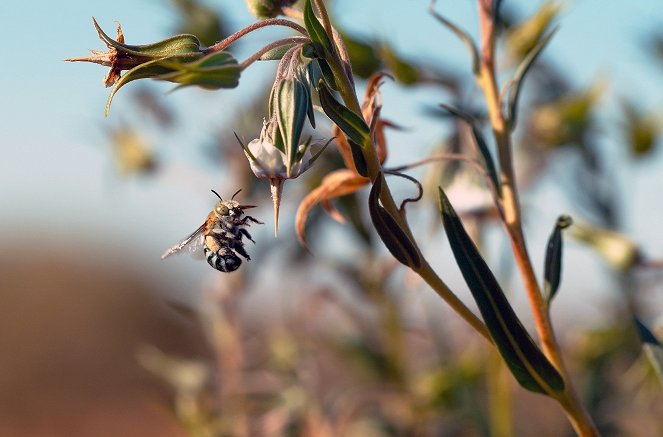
[{"left": 1, "top": 0, "right": 663, "bottom": 435}]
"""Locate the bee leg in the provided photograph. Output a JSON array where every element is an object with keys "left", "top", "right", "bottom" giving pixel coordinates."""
[
  {"left": 232, "top": 242, "right": 251, "bottom": 261},
  {"left": 243, "top": 215, "right": 264, "bottom": 225},
  {"left": 238, "top": 228, "right": 255, "bottom": 244}
]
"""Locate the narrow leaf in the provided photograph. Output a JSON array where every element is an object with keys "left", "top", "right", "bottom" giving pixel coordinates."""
[
  {"left": 92, "top": 18, "right": 202, "bottom": 57},
  {"left": 105, "top": 56, "right": 187, "bottom": 115},
  {"left": 543, "top": 215, "right": 573, "bottom": 304},
  {"left": 348, "top": 140, "right": 369, "bottom": 178},
  {"left": 317, "top": 58, "right": 339, "bottom": 90},
  {"left": 275, "top": 79, "right": 309, "bottom": 175},
  {"left": 634, "top": 317, "right": 663, "bottom": 387},
  {"left": 506, "top": 28, "right": 558, "bottom": 131},
  {"left": 317, "top": 81, "right": 370, "bottom": 145},
  {"left": 304, "top": 0, "right": 333, "bottom": 57},
  {"left": 438, "top": 104, "right": 500, "bottom": 194},
  {"left": 369, "top": 173, "right": 421, "bottom": 268},
  {"left": 438, "top": 187, "right": 564, "bottom": 395},
  {"left": 429, "top": 3, "right": 480, "bottom": 73},
  {"left": 259, "top": 42, "right": 298, "bottom": 61}
]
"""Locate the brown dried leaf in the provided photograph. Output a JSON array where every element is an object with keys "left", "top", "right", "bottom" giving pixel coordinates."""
[
  {"left": 332, "top": 125, "right": 357, "bottom": 171},
  {"left": 295, "top": 169, "right": 369, "bottom": 248}
]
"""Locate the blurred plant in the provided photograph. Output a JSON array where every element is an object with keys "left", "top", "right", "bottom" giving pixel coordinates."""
[{"left": 68, "top": 0, "right": 663, "bottom": 436}]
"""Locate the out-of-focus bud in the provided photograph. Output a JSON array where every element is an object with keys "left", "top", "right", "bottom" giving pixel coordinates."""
[
  {"left": 529, "top": 83, "right": 603, "bottom": 148},
  {"left": 244, "top": 0, "right": 297, "bottom": 19},
  {"left": 506, "top": 2, "right": 561, "bottom": 60},
  {"left": 107, "top": 124, "right": 157, "bottom": 175},
  {"left": 571, "top": 223, "right": 642, "bottom": 273},
  {"left": 621, "top": 100, "right": 660, "bottom": 158}
]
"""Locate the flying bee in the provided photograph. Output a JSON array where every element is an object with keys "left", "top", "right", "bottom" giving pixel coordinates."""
[{"left": 161, "top": 189, "right": 263, "bottom": 272}]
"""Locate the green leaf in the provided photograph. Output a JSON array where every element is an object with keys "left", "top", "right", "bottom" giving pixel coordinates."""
[
  {"left": 369, "top": 173, "right": 421, "bottom": 268},
  {"left": 260, "top": 43, "right": 298, "bottom": 61},
  {"left": 438, "top": 104, "right": 500, "bottom": 194},
  {"left": 105, "top": 56, "right": 189, "bottom": 115},
  {"left": 506, "top": 28, "right": 558, "bottom": 131},
  {"left": 275, "top": 78, "right": 309, "bottom": 176},
  {"left": 105, "top": 52, "right": 239, "bottom": 115},
  {"left": 348, "top": 140, "right": 369, "bottom": 178},
  {"left": 438, "top": 187, "right": 564, "bottom": 395},
  {"left": 317, "top": 58, "right": 339, "bottom": 91},
  {"left": 339, "top": 31, "right": 381, "bottom": 79},
  {"left": 158, "top": 51, "right": 240, "bottom": 89},
  {"left": 543, "top": 215, "right": 573, "bottom": 304},
  {"left": 379, "top": 44, "right": 420, "bottom": 86},
  {"left": 634, "top": 317, "right": 663, "bottom": 388},
  {"left": 317, "top": 81, "right": 370, "bottom": 145},
  {"left": 304, "top": 0, "right": 333, "bottom": 57},
  {"left": 93, "top": 17, "right": 202, "bottom": 57}
]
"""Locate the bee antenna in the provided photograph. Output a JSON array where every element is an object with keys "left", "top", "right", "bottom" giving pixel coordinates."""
[
  {"left": 231, "top": 189, "right": 242, "bottom": 200},
  {"left": 211, "top": 189, "right": 222, "bottom": 200}
]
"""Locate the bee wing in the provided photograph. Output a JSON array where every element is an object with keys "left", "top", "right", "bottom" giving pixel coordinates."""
[{"left": 160, "top": 223, "right": 206, "bottom": 260}]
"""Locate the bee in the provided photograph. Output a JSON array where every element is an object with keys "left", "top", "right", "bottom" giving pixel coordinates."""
[{"left": 161, "top": 189, "right": 263, "bottom": 272}]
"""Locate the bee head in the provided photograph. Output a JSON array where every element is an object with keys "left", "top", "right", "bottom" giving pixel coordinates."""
[{"left": 211, "top": 189, "right": 244, "bottom": 218}]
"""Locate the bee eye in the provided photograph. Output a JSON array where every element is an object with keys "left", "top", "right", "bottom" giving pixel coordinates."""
[{"left": 216, "top": 205, "right": 229, "bottom": 215}]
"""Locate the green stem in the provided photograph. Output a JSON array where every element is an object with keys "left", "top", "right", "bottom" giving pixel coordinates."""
[{"left": 312, "top": 0, "right": 490, "bottom": 340}]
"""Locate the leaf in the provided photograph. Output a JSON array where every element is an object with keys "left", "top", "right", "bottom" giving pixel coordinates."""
[
  {"left": 317, "top": 81, "right": 370, "bottom": 146},
  {"left": 369, "top": 173, "right": 421, "bottom": 268},
  {"left": 634, "top": 317, "right": 663, "bottom": 387},
  {"left": 93, "top": 17, "right": 202, "bottom": 57},
  {"left": 259, "top": 42, "right": 298, "bottom": 61},
  {"left": 105, "top": 52, "right": 240, "bottom": 115},
  {"left": 438, "top": 104, "right": 500, "bottom": 193},
  {"left": 429, "top": 3, "right": 480, "bottom": 73},
  {"left": 275, "top": 78, "right": 309, "bottom": 176},
  {"left": 160, "top": 51, "right": 241, "bottom": 90},
  {"left": 379, "top": 44, "right": 420, "bottom": 85},
  {"left": 506, "top": 28, "right": 558, "bottom": 131},
  {"left": 438, "top": 187, "right": 564, "bottom": 395},
  {"left": 317, "top": 58, "right": 339, "bottom": 91},
  {"left": 105, "top": 56, "right": 190, "bottom": 115},
  {"left": 543, "top": 215, "right": 573, "bottom": 304},
  {"left": 296, "top": 169, "right": 369, "bottom": 249},
  {"left": 304, "top": 0, "right": 333, "bottom": 57},
  {"left": 339, "top": 31, "right": 381, "bottom": 79}
]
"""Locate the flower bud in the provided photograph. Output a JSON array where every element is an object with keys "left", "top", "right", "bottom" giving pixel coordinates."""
[
  {"left": 66, "top": 19, "right": 241, "bottom": 115},
  {"left": 66, "top": 18, "right": 203, "bottom": 87}
]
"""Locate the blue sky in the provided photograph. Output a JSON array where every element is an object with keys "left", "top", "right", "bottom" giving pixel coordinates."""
[{"left": 2, "top": 0, "right": 663, "bottom": 314}]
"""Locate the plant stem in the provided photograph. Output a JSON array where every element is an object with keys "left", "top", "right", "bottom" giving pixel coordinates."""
[
  {"left": 205, "top": 18, "right": 307, "bottom": 54},
  {"left": 475, "top": 1, "right": 598, "bottom": 435},
  {"left": 311, "top": 0, "right": 491, "bottom": 340},
  {"left": 239, "top": 37, "right": 309, "bottom": 70}
]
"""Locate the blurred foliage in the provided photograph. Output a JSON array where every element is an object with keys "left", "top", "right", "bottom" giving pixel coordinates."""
[
  {"left": 172, "top": 0, "right": 229, "bottom": 47},
  {"left": 79, "top": 0, "right": 663, "bottom": 436}
]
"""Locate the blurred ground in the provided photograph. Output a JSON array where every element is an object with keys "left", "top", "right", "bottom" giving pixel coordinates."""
[{"left": 0, "top": 244, "right": 209, "bottom": 436}]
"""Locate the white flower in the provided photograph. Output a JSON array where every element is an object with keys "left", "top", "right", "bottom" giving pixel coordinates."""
[{"left": 245, "top": 139, "right": 313, "bottom": 179}]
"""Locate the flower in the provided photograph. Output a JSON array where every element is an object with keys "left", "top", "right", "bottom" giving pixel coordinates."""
[
  {"left": 246, "top": 139, "right": 313, "bottom": 179},
  {"left": 239, "top": 129, "right": 329, "bottom": 237}
]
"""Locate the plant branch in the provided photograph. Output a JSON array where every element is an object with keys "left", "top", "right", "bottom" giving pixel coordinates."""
[
  {"left": 311, "top": 0, "right": 491, "bottom": 341},
  {"left": 475, "top": 2, "right": 598, "bottom": 435},
  {"left": 204, "top": 18, "right": 307, "bottom": 54},
  {"left": 239, "top": 37, "right": 309, "bottom": 70}
]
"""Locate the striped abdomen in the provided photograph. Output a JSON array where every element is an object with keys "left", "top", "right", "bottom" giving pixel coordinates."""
[{"left": 204, "top": 246, "right": 241, "bottom": 272}]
